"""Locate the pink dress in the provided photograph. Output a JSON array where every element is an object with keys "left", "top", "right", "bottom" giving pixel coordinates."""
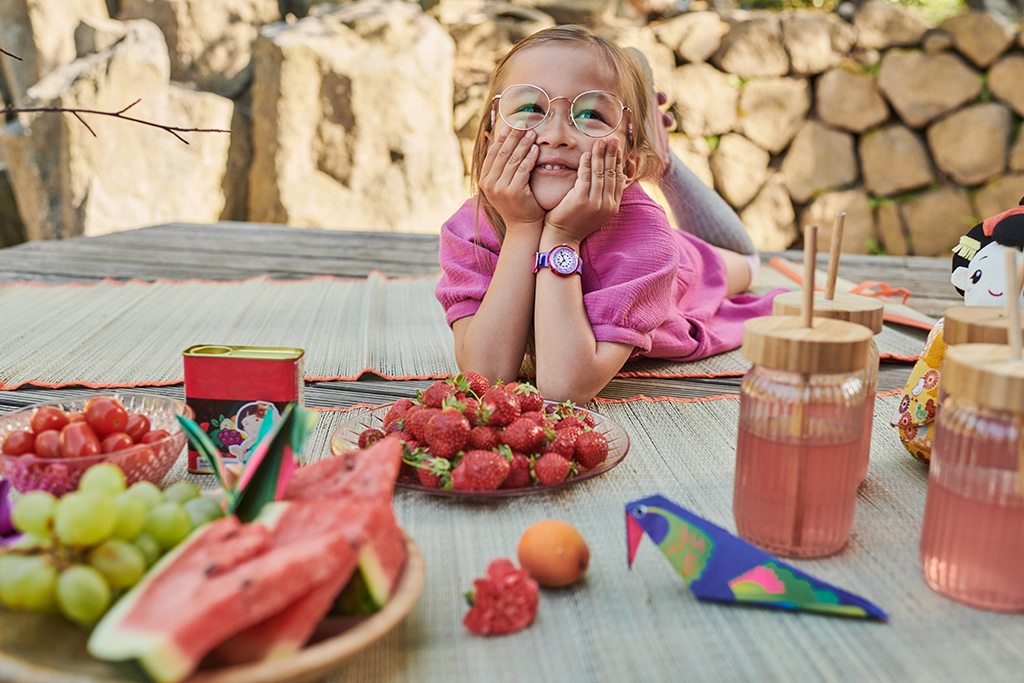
[{"left": 435, "top": 184, "right": 781, "bottom": 362}]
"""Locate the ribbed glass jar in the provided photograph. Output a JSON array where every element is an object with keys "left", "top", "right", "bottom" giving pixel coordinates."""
[
  {"left": 734, "top": 365, "right": 868, "bottom": 558},
  {"left": 856, "top": 339, "right": 880, "bottom": 483},
  {"left": 920, "top": 394, "right": 1024, "bottom": 611}
]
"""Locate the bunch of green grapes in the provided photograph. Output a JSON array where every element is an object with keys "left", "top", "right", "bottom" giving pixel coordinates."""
[{"left": 0, "top": 464, "right": 224, "bottom": 626}]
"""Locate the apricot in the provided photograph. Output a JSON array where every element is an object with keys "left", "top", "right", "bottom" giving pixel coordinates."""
[{"left": 517, "top": 520, "right": 590, "bottom": 588}]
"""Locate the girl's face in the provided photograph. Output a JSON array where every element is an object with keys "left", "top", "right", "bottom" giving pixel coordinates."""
[{"left": 494, "top": 43, "right": 633, "bottom": 211}]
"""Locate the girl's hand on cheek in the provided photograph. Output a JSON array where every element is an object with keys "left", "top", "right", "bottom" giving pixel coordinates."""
[
  {"left": 479, "top": 127, "right": 545, "bottom": 228},
  {"left": 545, "top": 138, "right": 625, "bottom": 243}
]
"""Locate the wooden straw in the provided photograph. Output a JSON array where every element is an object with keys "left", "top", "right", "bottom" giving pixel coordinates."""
[
  {"left": 792, "top": 225, "right": 818, "bottom": 549},
  {"left": 802, "top": 226, "right": 818, "bottom": 328},
  {"left": 824, "top": 212, "right": 845, "bottom": 301},
  {"left": 1006, "top": 250, "right": 1022, "bottom": 360}
]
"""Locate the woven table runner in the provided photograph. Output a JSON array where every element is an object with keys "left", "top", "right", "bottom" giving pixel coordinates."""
[
  {"left": 160, "top": 393, "right": 1024, "bottom": 683},
  {"left": 0, "top": 266, "right": 929, "bottom": 390}
]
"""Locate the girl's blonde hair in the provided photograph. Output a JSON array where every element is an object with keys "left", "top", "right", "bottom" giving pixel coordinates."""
[{"left": 470, "top": 25, "right": 662, "bottom": 243}]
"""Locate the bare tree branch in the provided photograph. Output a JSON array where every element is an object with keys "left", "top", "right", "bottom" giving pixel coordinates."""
[{"left": 0, "top": 48, "right": 22, "bottom": 61}]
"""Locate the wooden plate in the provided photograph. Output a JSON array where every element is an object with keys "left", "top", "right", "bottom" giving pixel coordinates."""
[{"left": 0, "top": 535, "right": 425, "bottom": 683}]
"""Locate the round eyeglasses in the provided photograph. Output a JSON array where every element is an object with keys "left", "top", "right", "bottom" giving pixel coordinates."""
[{"left": 490, "top": 84, "right": 632, "bottom": 140}]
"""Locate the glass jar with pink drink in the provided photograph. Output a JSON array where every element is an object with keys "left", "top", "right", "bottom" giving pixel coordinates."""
[
  {"left": 920, "top": 343, "right": 1024, "bottom": 611},
  {"left": 734, "top": 316, "right": 873, "bottom": 558}
]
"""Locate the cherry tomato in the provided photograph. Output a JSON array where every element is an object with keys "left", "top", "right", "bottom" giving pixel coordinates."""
[
  {"left": 124, "top": 413, "right": 151, "bottom": 442},
  {"left": 2, "top": 430, "right": 35, "bottom": 456},
  {"left": 101, "top": 432, "right": 135, "bottom": 453},
  {"left": 67, "top": 411, "right": 87, "bottom": 423},
  {"left": 30, "top": 406, "right": 70, "bottom": 435},
  {"left": 139, "top": 429, "right": 170, "bottom": 444},
  {"left": 60, "top": 422, "right": 102, "bottom": 459},
  {"left": 34, "top": 430, "right": 63, "bottom": 459},
  {"left": 84, "top": 397, "right": 129, "bottom": 437}
]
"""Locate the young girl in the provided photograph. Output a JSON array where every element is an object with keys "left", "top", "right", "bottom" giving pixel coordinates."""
[{"left": 435, "top": 25, "right": 778, "bottom": 403}]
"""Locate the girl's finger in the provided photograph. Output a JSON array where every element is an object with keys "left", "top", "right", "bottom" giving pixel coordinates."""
[
  {"left": 590, "top": 139, "right": 608, "bottom": 200},
  {"left": 498, "top": 129, "right": 536, "bottom": 184},
  {"left": 479, "top": 127, "right": 511, "bottom": 181},
  {"left": 576, "top": 149, "right": 593, "bottom": 196}
]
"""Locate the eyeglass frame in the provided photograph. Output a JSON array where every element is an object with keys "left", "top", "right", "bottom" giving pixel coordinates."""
[{"left": 489, "top": 84, "right": 633, "bottom": 144}]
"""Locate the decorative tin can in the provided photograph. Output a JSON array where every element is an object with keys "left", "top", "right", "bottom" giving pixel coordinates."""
[{"left": 182, "top": 345, "right": 305, "bottom": 474}]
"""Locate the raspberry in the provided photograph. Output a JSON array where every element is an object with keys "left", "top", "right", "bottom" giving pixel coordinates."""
[{"left": 463, "top": 558, "right": 539, "bottom": 636}]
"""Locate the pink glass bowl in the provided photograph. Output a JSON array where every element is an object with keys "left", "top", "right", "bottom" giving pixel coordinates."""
[{"left": 0, "top": 393, "right": 193, "bottom": 496}]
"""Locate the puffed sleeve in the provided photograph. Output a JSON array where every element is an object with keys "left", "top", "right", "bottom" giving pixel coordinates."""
[{"left": 434, "top": 200, "right": 501, "bottom": 328}]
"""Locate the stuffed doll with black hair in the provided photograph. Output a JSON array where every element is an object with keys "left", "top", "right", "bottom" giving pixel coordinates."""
[{"left": 892, "top": 197, "right": 1024, "bottom": 464}]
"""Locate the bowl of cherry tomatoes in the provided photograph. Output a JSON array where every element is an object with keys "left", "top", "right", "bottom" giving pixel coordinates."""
[{"left": 0, "top": 393, "right": 193, "bottom": 496}]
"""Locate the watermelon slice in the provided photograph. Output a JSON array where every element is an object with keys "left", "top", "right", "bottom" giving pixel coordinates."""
[
  {"left": 284, "top": 435, "right": 403, "bottom": 505},
  {"left": 88, "top": 508, "right": 358, "bottom": 683}
]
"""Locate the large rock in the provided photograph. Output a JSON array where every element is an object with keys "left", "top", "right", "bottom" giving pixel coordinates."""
[
  {"left": 712, "top": 12, "right": 790, "bottom": 78},
  {"left": 927, "top": 103, "right": 1012, "bottom": 187},
  {"left": 974, "top": 174, "right": 1024, "bottom": 219},
  {"left": 898, "top": 184, "right": 975, "bottom": 256},
  {"left": 74, "top": 16, "right": 129, "bottom": 56},
  {"left": 859, "top": 124, "right": 934, "bottom": 197},
  {"left": 815, "top": 67, "right": 889, "bottom": 133},
  {"left": 653, "top": 11, "right": 725, "bottom": 64},
  {"left": 875, "top": 200, "right": 908, "bottom": 256},
  {"left": 611, "top": 26, "right": 677, "bottom": 109},
  {"left": 988, "top": 54, "right": 1024, "bottom": 118},
  {"left": 1012, "top": 131, "right": 1024, "bottom": 172},
  {"left": 0, "top": 166, "right": 26, "bottom": 247},
  {"left": 853, "top": 0, "right": 931, "bottom": 50},
  {"left": 877, "top": 49, "right": 982, "bottom": 128},
  {"left": 514, "top": 0, "right": 610, "bottom": 25},
  {"left": 939, "top": 11, "right": 1014, "bottom": 68},
  {"left": 671, "top": 62, "right": 738, "bottom": 137},
  {"left": 739, "top": 171, "right": 797, "bottom": 251},
  {"left": 248, "top": 0, "right": 464, "bottom": 232},
  {"left": 780, "top": 11, "right": 857, "bottom": 75},
  {"left": 0, "top": 0, "right": 109, "bottom": 107},
  {"left": 780, "top": 120, "right": 858, "bottom": 205},
  {"left": 119, "top": 0, "right": 279, "bottom": 98},
  {"left": 799, "top": 190, "right": 875, "bottom": 255},
  {"left": 709, "top": 133, "right": 769, "bottom": 210},
  {"left": 736, "top": 77, "right": 810, "bottom": 154},
  {"left": 668, "top": 133, "right": 714, "bottom": 188},
  {"left": 0, "top": 20, "right": 233, "bottom": 240}
]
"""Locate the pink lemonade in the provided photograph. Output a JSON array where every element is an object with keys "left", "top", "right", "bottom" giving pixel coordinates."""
[
  {"left": 734, "top": 427, "right": 862, "bottom": 557},
  {"left": 856, "top": 391, "right": 875, "bottom": 483},
  {"left": 920, "top": 471, "right": 1024, "bottom": 611}
]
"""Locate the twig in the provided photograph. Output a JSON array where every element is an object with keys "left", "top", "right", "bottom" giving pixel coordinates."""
[
  {"left": 0, "top": 100, "right": 229, "bottom": 144},
  {"left": 0, "top": 48, "right": 22, "bottom": 61}
]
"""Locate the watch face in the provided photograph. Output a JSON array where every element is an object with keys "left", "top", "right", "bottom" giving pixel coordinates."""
[{"left": 549, "top": 246, "right": 579, "bottom": 275}]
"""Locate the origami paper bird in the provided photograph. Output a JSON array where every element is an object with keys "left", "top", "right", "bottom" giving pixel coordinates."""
[{"left": 626, "top": 494, "right": 887, "bottom": 620}]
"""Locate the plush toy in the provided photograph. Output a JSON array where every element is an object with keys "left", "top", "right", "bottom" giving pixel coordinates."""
[{"left": 892, "top": 197, "right": 1024, "bottom": 464}]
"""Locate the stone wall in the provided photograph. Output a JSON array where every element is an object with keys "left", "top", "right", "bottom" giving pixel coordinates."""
[{"left": 0, "top": 0, "right": 1022, "bottom": 254}]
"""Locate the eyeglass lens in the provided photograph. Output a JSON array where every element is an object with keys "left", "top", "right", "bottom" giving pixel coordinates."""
[{"left": 498, "top": 85, "right": 623, "bottom": 138}]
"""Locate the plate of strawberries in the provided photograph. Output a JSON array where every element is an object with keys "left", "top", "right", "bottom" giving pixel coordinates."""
[{"left": 329, "top": 374, "right": 630, "bottom": 496}]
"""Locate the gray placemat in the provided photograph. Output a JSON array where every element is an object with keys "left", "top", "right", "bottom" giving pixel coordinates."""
[{"left": 164, "top": 394, "right": 1020, "bottom": 683}]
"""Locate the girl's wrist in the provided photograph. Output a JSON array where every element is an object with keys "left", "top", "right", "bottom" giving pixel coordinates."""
[{"left": 539, "top": 223, "right": 582, "bottom": 252}]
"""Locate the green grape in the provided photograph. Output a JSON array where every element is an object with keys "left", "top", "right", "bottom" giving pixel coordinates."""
[
  {"left": 11, "top": 533, "right": 52, "bottom": 550},
  {"left": 88, "top": 539, "right": 146, "bottom": 589},
  {"left": 163, "top": 481, "right": 201, "bottom": 504},
  {"left": 11, "top": 491, "right": 57, "bottom": 536},
  {"left": 54, "top": 491, "right": 117, "bottom": 547},
  {"left": 132, "top": 532, "right": 161, "bottom": 568},
  {"left": 0, "top": 555, "right": 31, "bottom": 607},
  {"left": 78, "top": 463, "right": 127, "bottom": 495},
  {"left": 56, "top": 565, "right": 111, "bottom": 626},
  {"left": 128, "top": 481, "right": 164, "bottom": 511},
  {"left": 142, "top": 502, "right": 191, "bottom": 551},
  {"left": 1, "top": 555, "right": 57, "bottom": 613},
  {"left": 183, "top": 496, "right": 224, "bottom": 530},
  {"left": 111, "top": 491, "right": 147, "bottom": 541}
]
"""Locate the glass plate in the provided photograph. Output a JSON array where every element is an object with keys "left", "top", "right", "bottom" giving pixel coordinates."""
[{"left": 329, "top": 402, "right": 630, "bottom": 497}]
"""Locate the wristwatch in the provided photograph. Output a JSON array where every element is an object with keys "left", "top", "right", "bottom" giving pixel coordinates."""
[{"left": 533, "top": 244, "right": 582, "bottom": 276}]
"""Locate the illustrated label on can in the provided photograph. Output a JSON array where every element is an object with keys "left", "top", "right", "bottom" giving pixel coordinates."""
[{"left": 183, "top": 345, "right": 304, "bottom": 474}]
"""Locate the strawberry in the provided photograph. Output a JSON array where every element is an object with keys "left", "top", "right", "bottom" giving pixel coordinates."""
[
  {"left": 500, "top": 450, "right": 532, "bottom": 489},
  {"left": 405, "top": 406, "right": 439, "bottom": 442},
  {"left": 424, "top": 408, "right": 471, "bottom": 459},
  {"left": 451, "top": 449, "right": 511, "bottom": 491},
  {"left": 519, "top": 410, "right": 550, "bottom": 428},
  {"left": 460, "top": 396, "right": 483, "bottom": 426},
  {"left": 357, "top": 428, "right": 385, "bottom": 449},
  {"left": 501, "top": 417, "right": 546, "bottom": 454},
  {"left": 546, "top": 426, "right": 580, "bottom": 459},
  {"left": 462, "top": 371, "right": 490, "bottom": 398},
  {"left": 469, "top": 425, "right": 501, "bottom": 450},
  {"left": 383, "top": 398, "right": 415, "bottom": 430},
  {"left": 533, "top": 452, "right": 572, "bottom": 485},
  {"left": 576, "top": 409, "right": 596, "bottom": 428},
  {"left": 480, "top": 387, "right": 521, "bottom": 427},
  {"left": 514, "top": 383, "right": 545, "bottom": 413},
  {"left": 420, "top": 380, "right": 455, "bottom": 408},
  {"left": 574, "top": 430, "right": 608, "bottom": 469},
  {"left": 555, "top": 415, "right": 586, "bottom": 432},
  {"left": 414, "top": 456, "right": 451, "bottom": 488}
]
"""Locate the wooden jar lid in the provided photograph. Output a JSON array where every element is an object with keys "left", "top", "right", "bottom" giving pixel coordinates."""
[
  {"left": 772, "top": 291, "right": 884, "bottom": 335},
  {"left": 742, "top": 316, "right": 873, "bottom": 374},
  {"left": 944, "top": 306, "right": 1024, "bottom": 346},
  {"left": 943, "top": 344, "right": 1024, "bottom": 412}
]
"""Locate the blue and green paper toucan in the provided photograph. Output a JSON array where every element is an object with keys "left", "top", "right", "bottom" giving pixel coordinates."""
[{"left": 626, "top": 494, "right": 887, "bottom": 620}]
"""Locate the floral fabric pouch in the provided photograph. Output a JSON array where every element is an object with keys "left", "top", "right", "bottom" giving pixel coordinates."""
[{"left": 891, "top": 318, "right": 945, "bottom": 464}]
